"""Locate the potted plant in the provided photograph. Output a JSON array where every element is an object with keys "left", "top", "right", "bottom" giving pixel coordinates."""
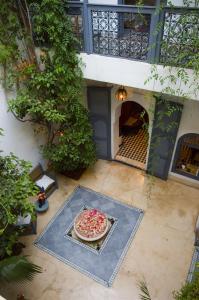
[{"left": 42, "top": 99, "right": 96, "bottom": 179}]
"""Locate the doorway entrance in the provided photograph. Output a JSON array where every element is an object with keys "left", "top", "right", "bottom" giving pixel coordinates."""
[{"left": 115, "top": 101, "right": 149, "bottom": 169}]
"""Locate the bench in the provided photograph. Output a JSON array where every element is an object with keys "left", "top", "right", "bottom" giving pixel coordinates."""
[{"left": 29, "top": 163, "right": 58, "bottom": 198}]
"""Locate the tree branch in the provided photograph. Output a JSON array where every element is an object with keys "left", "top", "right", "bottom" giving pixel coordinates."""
[{"left": 10, "top": 110, "right": 47, "bottom": 127}]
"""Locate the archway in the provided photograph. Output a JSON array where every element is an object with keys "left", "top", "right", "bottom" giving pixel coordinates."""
[
  {"left": 115, "top": 101, "right": 149, "bottom": 169},
  {"left": 172, "top": 133, "right": 199, "bottom": 180}
]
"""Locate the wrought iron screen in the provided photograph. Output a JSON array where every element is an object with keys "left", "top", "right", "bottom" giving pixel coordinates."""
[
  {"left": 160, "top": 11, "right": 199, "bottom": 66},
  {"left": 91, "top": 10, "right": 151, "bottom": 61}
]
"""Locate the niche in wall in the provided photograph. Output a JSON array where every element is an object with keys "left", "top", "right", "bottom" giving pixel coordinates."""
[{"left": 172, "top": 133, "right": 199, "bottom": 180}]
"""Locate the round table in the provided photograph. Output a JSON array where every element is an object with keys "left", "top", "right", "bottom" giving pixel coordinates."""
[{"left": 74, "top": 208, "right": 109, "bottom": 242}]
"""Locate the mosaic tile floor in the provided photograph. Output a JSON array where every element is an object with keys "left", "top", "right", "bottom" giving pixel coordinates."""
[
  {"left": 34, "top": 186, "right": 143, "bottom": 287},
  {"left": 116, "top": 129, "right": 148, "bottom": 167},
  {"left": 1, "top": 160, "right": 199, "bottom": 300}
]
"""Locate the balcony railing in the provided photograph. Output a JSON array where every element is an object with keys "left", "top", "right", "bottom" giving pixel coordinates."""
[
  {"left": 91, "top": 10, "right": 151, "bottom": 61},
  {"left": 67, "top": 1, "right": 199, "bottom": 65}
]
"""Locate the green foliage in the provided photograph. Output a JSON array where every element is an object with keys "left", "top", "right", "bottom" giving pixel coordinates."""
[
  {"left": 0, "top": 153, "right": 38, "bottom": 258},
  {"left": 138, "top": 277, "right": 199, "bottom": 300},
  {"left": 42, "top": 99, "right": 96, "bottom": 171},
  {"left": 173, "top": 277, "right": 199, "bottom": 300},
  {"left": 0, "top": 1, "right": 20, "bottom": 61},
  {"left": 146, "top": 0, "right": 199, "bottom": 99},
  {"left": 2, "top": 0, "right": 96, "bottom": 172},
  {"left": 0, "top": 256, "right": 42, "bottom": 283},
  {"left": 0, "top": 1, "right": 21, "bottom": 85},
  {"left": 138, "top": 280, "right": 152, "bottom": 300},
  {"left": 0, "top": 128, "right": 3, "bottom": 136}
]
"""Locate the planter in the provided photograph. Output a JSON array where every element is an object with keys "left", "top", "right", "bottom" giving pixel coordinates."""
[
  {"left": 61, "top": 168, "right": 86, "bottom": 180},
  {"left": 12, "top": 242, "right": 25, "bottom": 256}
]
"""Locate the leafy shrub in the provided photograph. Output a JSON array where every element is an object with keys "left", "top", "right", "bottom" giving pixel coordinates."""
[
  {"left": 0, "top": 152, "right": 37, "bottom": 258},
  {"left": 4, "top": 0, "right": 96, "bottom": 172},
  {"left": 173, "top": 275, "right": 199, "bottom": 300},
  {"left": 42, "top": 99, "right": 96, "bottom": 172}
]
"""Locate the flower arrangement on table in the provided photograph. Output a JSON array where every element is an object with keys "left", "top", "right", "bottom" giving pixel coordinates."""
[{"left": 37, "top": 187, "right": 46, "bottom": 208}]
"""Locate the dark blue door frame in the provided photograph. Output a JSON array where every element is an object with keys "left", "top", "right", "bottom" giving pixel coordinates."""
[
  {"left": 87, "top": 86, "right": 112, "bottom": 160},
  {"left": 147, "top": 96, "right": 183, "bottom": 180}
]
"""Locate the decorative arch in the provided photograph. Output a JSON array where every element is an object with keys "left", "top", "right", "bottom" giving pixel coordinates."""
[
  {"left": 114, "top": 100, "right": 149, "bottom": 169},
  {"left": 115, "top": 98, "right": 150, "bottom": 124},
  {"left": 119, "top": 101, "right": 149, "bottom": 136},
  {"left": 172, "top": 133, "right": 199, "bottom": 180}
]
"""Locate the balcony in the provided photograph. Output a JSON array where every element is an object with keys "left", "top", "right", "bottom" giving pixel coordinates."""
[{"left": 68, "top": 0, "right": 199, "bottom": 65}]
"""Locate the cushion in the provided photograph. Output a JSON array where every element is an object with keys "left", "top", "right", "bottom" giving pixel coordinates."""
[
  {"left": 36, "top": 175, "right": 55, "bottom": 191},
  {"left": 124, "top": 116, "right": 138, "bottom": 126},
  {"left": 16, "top": 213, "right": 31, "bottom": 226}
]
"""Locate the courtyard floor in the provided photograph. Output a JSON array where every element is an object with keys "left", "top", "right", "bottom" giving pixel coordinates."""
[{"left": 1, "top": 160, "right": 199, "bottom": 300}]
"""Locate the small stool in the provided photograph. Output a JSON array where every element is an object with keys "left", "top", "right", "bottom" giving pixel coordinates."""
[{"left": 35, "top": 200, "right": 49, "bottom": 213}]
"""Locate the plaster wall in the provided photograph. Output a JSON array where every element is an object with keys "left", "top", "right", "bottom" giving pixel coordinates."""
[
  {"left": 88, "top": 0, "right": 197, "bottom": 6},
  {"left": 171, "top": 0, "right": 197, "bottom": 6},
  {"left": 81, "top": 53, "right": 199, "bottom": 102},
  {"left": 0, "top": 86, "right": 43, "bottom": 168},
  {"left": 88, "top": 0, "right": 117, "bottom": 4}
]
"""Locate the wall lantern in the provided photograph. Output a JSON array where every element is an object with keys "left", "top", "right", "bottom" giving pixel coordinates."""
[{"left": 115, "top": 86, "right": 127, "bottom": 101}]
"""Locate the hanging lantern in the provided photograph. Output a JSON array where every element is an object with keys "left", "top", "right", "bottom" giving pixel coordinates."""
[{"left": 115, "top": 86, "right": 127, "bottom": 101}]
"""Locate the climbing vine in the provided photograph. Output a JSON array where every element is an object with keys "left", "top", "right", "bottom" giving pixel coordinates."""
[
  {"left": 0, "top": 0, "right": 96, "bottom": 172},
  {"left": 146, "top": 0, "right": 199, "bottom": 100}
]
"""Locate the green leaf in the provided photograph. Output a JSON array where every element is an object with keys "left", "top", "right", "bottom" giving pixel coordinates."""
[
  {"left": 0, "top": 256, "right": 42, "bottom": 283},
  {"left": 138, "top": 280, "right": 152, "bottom": 300}
]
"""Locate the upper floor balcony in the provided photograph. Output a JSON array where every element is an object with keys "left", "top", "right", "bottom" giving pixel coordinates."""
[{"left": 68, "top": 0, "right": 198, "bottom": 66}]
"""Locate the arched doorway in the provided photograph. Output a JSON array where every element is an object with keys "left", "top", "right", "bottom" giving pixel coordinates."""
[
  {"left": 115, "top": 101, "right": 149, "bottom": 169},
  {"left": 172, "top": 133, "right": 199, "bottom": 180}
]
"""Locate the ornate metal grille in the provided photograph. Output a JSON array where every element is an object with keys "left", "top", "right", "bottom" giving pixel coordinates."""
[
  {"left": 160, "top": 12, "right": 199, "bottom": 66},
  {"left": 91, "top": 10, "right": 151, "bottom": 61}
]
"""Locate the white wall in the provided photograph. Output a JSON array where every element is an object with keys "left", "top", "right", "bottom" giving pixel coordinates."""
[
  {"left": 88, "top": 0, "right": 198, "bottom": 6},
  {"left": 0, "top": 86, "right": 43, "bottom": 168},
  {"left": 81, "top": 54, "right": 199, "bottom": 102},
  {"left": 170, "top": 0, "right": 198, "bottom": 6},
  {"left": 88, "top": 0, "right": 117, "bottom": 4}
]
